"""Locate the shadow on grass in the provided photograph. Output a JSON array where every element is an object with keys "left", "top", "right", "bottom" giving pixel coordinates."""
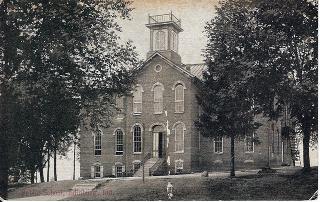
[{"left": 203, "top": 167, "right": 318, "bottom": 200}]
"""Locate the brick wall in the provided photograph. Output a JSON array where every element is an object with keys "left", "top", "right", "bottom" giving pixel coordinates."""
[
  {"left": 199, "top": 115, "right": 292, "bottom": 171},
  {"left": 80, "top": 54, "right": 293, "bottom": 178},
  {"left": 80, "top": 54, "right": 200, "bottom": 178}
]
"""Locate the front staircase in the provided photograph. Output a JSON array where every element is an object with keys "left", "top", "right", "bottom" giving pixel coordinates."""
[
  {"left": 134, "top": 158, "right": 158, "bottom": 177},
  {"left": 133, "top": 158, "right": 167, "bottom": 177}
]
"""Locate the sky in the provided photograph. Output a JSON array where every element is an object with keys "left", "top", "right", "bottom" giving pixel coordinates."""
[{"left": 118, "top": 0, "right": 219, "bottom": 64}]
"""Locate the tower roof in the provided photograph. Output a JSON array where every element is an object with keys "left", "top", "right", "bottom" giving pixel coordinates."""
[{"left": 146, "top": 12, "right": 183, "bottom": 32}]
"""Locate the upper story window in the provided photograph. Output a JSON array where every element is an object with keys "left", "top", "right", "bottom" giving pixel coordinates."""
[
  {"left": 152, "top": 83, "right": 164, "bottom": 114},
  {"left": 133, "top": 85, "right": 143, "bottom": 114},
  {"left": 133, "top": 125, "right": 142, "bottom": 153},
  {"left": 115, "top": 129, "right": 124, "bottom": 155},
  {"left": 174, "top": 122, "right": 185, "bottom": 153},
  {"left": 175, "top": 84, "right": 184, "bottom": 113},
  {"left": 94, "top": 131, "right": 102, "bottom": 156},
  {"left": 245, "top": 133, "right": 254, "bottom": 153},
  {"left": 154, "top": 30, "right": 166, "bottom": 50},
  {"left": 214, "top": 136, "right": 223, "bottom": 154}
]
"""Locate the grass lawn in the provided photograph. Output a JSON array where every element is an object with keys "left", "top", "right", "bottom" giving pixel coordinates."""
[
  {"left": 8, "top": 180, "right": 80, "bottom": 199},
  {"left": 64, "top": 167, "right": 318, "bottom": 201}
]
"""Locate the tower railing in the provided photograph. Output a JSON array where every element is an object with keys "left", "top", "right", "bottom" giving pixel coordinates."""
[{"left": 148, "top": 13, "right": 181, "bottom": 27}]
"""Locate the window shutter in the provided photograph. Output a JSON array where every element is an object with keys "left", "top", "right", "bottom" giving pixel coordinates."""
[
  {"left": 112, "top": 166, "right": 115, "bottom": 176},
  {"left": 90, "top": 166, "right": 94, "bottom": 178},
  {"left": 122, "top": 165, "right": 125, "bottom": 173},
  {"left": 100, "top": 166, "right": 104, "bottom": 178}
]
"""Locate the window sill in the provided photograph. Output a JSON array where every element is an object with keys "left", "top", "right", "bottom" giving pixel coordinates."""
[
  {"left": 115, "top": 154, "right": 123, "bottom": 156},
  {"left": 214, "top": 152, "right": 223, "bottom": 154},
  {"left": 245, "top": 151, "right": 254, "bottom": 154},
  {"left": 174, "top": 151, "right": 184, "bottom": 154},
  {"left": 174, "top": 111, "right": 184, "bottom": 114},
  {"left": 133, "top": 112, "right": 142, "bottom": 116},
  {"left": 133, "top": 152, "right": 142, "bottom": 155},
  {"left": 154, "top": 112, "right": 163, "bottom": 115},
  {"left": 94, "top": 155, "right": 102, "bottom": 157}
]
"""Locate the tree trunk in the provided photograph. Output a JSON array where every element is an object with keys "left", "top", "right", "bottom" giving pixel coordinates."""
[
  {"left": 39, "top": 167, "right": 44, "bottom": 183},
  {"left": 0, "top": 144, "right": 9, "bottom": 199},
  {"left": 230, "top": 134, "right": 235, "bottom": 177},
  {"left": 47, "top": 149, "right": 50, "bottom": 182},
  {"left": 302, "top": 125, "right": 311, "bottom": 171},
  {"left": 54, "top": 147, "right": 57, "bottom": 181},
  {"left": 30, "top": 169, "right": 35, "bottom": 184},
  {"left": 73, "top": 142, "right": 76, "bottom": 180}
]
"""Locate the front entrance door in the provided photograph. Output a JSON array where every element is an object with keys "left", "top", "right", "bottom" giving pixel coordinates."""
[
  {"left": 158, "top": 133, "right": 163, "bottom": 158},
  {"left": 153, "top": 132, "right": 164, "bottom": 158}
]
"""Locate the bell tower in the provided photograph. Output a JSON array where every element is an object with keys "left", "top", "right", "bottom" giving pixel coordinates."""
[{"left": 146, "top": 12, "right": 183, "bottom": 64}]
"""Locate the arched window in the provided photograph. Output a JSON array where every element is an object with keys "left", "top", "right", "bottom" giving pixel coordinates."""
[
  {"left": 175, "top": 84, "right": 184, "bottom": 113},
  {"left": 154, "top": 84, "right": 163, "bottom": 114},
  {"left": 94, "top": 132, "right": 102, "bottom": 156},
  {"left": 133, "top": 125, "right": 142, "bottom": 153},
  {"left": 115, "top": 129, "right": 124, "bottom": 155},
  {"left": 133, "top": 85, "right": 143, "bottom": 114},
  {"left": 155, "top": 31, "right": 166, "bottom": 50},
  {"left": 174, "top": 123, "right": 184, "bottom": 152}
]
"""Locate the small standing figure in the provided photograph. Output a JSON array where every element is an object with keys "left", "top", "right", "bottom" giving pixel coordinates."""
[{"left": 167, "top": 181, "right": 173, "bottom": 200}]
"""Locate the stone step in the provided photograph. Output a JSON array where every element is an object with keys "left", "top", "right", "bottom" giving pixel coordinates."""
[{"left": 134, "top": 158, "right": 159, "bottom": 177}]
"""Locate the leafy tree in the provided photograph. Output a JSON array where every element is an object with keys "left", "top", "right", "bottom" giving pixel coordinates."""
[
  {"left": 199, "top": 0, "right": 317, "bottom": 175},
  {"left": 248, "top": 0, "right": 318, "bottom": 170},
  {"left": 0, "top": 0, "right": 138, "bottom": 198},
  {"left": 196, "top": 0, "right": 260, "bottom": 177}
]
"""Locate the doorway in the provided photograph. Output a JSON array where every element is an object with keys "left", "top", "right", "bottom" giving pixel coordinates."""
[{"left": 153, "top": 132, "right": 165, "bottom": 158}]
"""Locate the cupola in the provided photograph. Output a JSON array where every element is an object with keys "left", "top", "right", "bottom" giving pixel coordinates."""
[{"left": 146, "top": 12, "right": 183, "bottom": 64}]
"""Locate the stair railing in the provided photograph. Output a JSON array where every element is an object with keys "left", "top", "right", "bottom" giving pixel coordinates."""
[
  {"left": 143, "top": 152, "right": 151, "bottom": 164},
  {"left": 132, "top": 153, "right": 151, "bottom": 176},
  {"left": 149, "top": 158, "right": 166, "bottom": 176}
]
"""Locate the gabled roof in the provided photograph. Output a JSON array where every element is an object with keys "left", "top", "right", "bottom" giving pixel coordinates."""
[
  {"left": 135, "top": 52, "right": 194, "bottom": 78},
  {"left": 185, "top": 63, "right": 207, "bottom": 80},
  {"left": 135, "top": 52, "right": 207, "bottom": 80}
]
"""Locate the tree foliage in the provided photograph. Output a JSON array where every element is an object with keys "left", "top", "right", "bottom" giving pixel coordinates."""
[
  {"left": 196, "top": 0, "right": 261, "bottom": 177},
  {"left": 199, "top": 0, "right": 317, "bottom": 174},
  {"left": 248, "top": 0, "right": 317, "bottom": 169},
  {"left": 0, "top": 0, "right": 139, "bottom": 198}
]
